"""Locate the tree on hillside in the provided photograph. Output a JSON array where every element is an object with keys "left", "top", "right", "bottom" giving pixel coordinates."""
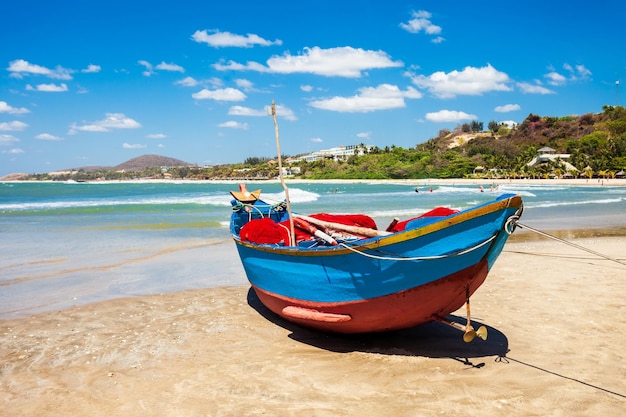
[
  {"left": 488, "top": 120, "right": 501, "bottom": 134},
  {"left": 470, "top": 121, "right": 483, "bottom": 133}
]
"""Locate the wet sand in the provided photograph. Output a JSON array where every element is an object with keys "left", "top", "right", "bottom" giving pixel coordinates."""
[{"left": 1, "top": 237, "right": 625, "bottom": 416}]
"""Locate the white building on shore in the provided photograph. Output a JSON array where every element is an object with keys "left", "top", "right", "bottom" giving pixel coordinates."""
[
  {"left": 295, "top": 145, "right": 372, "bottom": 163},
  {"left": 527, "top": 146, "right": 578, "bottom": 173}
]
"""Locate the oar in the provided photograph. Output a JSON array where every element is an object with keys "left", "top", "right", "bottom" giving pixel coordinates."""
[
  {"left": 293, "top": 217, "right": 338, "bottom": 246},
  {"left": 293, "top": 214, "right": 391, "bottom": 238}
]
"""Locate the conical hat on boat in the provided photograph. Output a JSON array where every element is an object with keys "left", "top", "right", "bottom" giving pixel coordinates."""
[{"left": 230, "top": 184, "right": 261, "bottom": 203}]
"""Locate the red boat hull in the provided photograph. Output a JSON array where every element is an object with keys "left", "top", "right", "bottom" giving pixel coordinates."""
[{"left": 252, "top": 259, "right": 489, "bottom": 334}]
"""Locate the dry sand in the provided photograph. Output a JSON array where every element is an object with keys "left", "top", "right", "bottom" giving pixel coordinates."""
[{"left": 1, "top": 237, "right": 625, "bottom": 416}]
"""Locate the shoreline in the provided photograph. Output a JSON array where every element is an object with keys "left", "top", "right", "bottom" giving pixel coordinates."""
[
  {"left": 3, "top": 177, "right": 626, "bottom": 187},
  {"left": 2, "top": 228, "right": 625, "bottom": 322},
  {"left": 1, "top": 235, "right": 624, "bottom": 416}
]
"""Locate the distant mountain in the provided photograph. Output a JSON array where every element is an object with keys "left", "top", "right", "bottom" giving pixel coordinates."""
[
  {"left": 68, "top": 154, "right": 191, "bottom": 172},
  {"left": 0, "top": 173, "right": 30, "bottom": 181},
  {"left": 0, "top": 154, "right": 197, "bottom": 180},
  {"left": 113, "top": 154, "right": 195, "bottom": 171}
]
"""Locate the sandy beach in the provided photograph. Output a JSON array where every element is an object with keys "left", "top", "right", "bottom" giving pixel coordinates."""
[{"left": 1, "top": 235, "right": 625, "bottom": 416}]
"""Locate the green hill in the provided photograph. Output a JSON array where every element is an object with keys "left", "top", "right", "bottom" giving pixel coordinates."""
[{"left": 296, "top": 105, "right": 626, "bottom": 180}]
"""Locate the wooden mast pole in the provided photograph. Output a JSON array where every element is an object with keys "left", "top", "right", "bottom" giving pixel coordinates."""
[{"left": 271, "top": 101, "right": 296, "bottom": 246}]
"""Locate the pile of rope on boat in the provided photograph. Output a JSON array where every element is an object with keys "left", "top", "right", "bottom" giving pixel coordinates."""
[{"left": 233, "top": 200, "right": 462, "bottom": 249}]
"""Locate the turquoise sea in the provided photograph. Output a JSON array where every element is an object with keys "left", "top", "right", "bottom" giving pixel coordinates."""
[{"left": 2, "top": 180, "right": 625, "bottom": 318}]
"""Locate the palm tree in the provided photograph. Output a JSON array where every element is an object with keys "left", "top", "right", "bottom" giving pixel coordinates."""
[{"left": 553, "top": 167, "right": 564, "bottom": 179}]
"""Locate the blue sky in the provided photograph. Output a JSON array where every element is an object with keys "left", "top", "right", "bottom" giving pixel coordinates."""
[{"left": 1, "top": 0, "right": 625, "bottom": 176}]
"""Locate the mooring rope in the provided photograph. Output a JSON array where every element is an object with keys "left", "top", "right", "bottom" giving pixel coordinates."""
[
  {"left": 338, "top": 234, "right": 497, "bottom": 261},
  {"left": 231, "top": 201, "right": 286, "bottom": 222},
  {"left": 512, "top": 220, "right": 626, "bottom": 267}
]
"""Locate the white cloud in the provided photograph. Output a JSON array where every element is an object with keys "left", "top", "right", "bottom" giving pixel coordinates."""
[
  {"left": 268, "top": 104, "right": 297, "bottom": 121},
  {"left": 494, "top": 104, "right": 521, "bottom": 113},
  {"left": 0, "top": 121, "right": 28, "bottom": 131},
  {"left": 192, "top": 88, "right": 246, "bottom": 101},
  {"left": 35, "top": 133, "right": 63, "bottom": 141},
  {"left": 357, "top": 131, "right": 371, "bottom": 139},
  {"left": 218, "top": 121, "right": 249, "bottom": 129},
  {"left": 69, "top": 113, "right": 142, "bottom": 134},
  {"left": 425, "top": 110, "right": 477, "bottom": 122},
  {"left": 82, "top": 64, "right": 101, "bottom": 73},
  {"left": 175, "top": 76, "right": 200, "bottom": 87},
  {"left": 7, "top": 59, "right": 74, "bottom": 80},
  {"left": 545, "top": 71, "right": 567, "bottom": 86},
  {"left": 26, "top": 83, "right": 68, "bottom": 92},
  {"left": 2, "top": 148, "right": 24, "bottom": 154},
  {"left": 0, "top": 134, "right": 20, "bottom": 145},
  {"left": 235, "top": 78, "right": 255, "bottom": 92},
  {"left": 214, "top": 46, "right": 403, "bottom": 78},
  {"left": 400, "top": 10, "right": 443, "bottom": 41},
  {"left": 0, "top": 101, "right": 30, "bottom": 114},
  {"left": 191, "top": 29, "right": 282, "bottom": 48},
  {"left": 227, "top": 104, "right": 297, "bottom": 120},
  {"left": 408, "top": 64, "right": 511, "bottom": 98},
  {"left": 309, "top": 84, "right": 421, "bottom": 113},
  {"left": 206, "top": 77, "right": 225, "bottom": 88},
  {"left": 228, "top": 105, "right": 268, "bottom": 117},
  {"left": 155, "top": 61, "right": 185, "bottom": 73},
  {"left": 123, "top": 143, "right": 147, "bottom": 149},
  {"left": 212, "top": 60, "right": 267, "bottom": 72},
  {"left": 138, "top": 60, "right": 155, "bottom": 77},
  {"left": 310, "top": 137, "right": 323, "bottom": 143},
  {"left": 572, "top": 64, "right": 592, "bottom": 79},
  {"left": 544, "top": 63, "right": 592, "bottom": 86},
  {"left": 517, "top": 82, "right": 556, "bottom": 94},
  {"left": 146, "top": 133, "right": 166, "bottom": 139},
  {"left": 300, "top": 85, "right": 313, "bottom": 92}
]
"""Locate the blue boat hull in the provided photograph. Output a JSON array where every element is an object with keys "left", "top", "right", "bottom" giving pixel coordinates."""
[{"left": 231, "top": 193, "right": 523, "bottom": 333}]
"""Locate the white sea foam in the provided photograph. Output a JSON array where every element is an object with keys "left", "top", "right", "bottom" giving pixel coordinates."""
[
  {"left": 0, "top": 187, "right": 323, "bottom": 212},
  {"left": 0, "top": 195, "right": 230, "bottom": 211},
  {"left": 259, "top": 188, "right": 320, "bottom": 204},
  {"left": 529, "top": 197, "right": 624, "bottom": 209}
]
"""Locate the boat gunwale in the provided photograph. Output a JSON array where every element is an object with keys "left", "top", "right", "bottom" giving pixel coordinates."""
[{"left": 232, "top": 194, "right": 522, "bottom": 257}]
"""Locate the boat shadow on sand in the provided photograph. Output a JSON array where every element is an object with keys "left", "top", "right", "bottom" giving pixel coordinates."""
[{"left": 247, "top": 289, "right": 508, "bottom": 367}]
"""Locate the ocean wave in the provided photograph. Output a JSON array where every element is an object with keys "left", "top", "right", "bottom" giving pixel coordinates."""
[
  {"left": 498, "top": 184, "right": 569, "bottom": 192},
  {"left": 529, "top": 197, "right": 624, "bottom": 209},
  {"left": 0, "top": 187, "right": 321, "bottom": 212},
  {"left": 428, "top": 185, "right": 539, "bottom": 197},
  {"left": 256, "top": 188, "right": 320, "bottom": 204},
  {"left": 0, "top": 195, "right": 228, "bottom": 211}
]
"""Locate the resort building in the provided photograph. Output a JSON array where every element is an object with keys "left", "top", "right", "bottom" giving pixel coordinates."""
[
  {"left": 280, "top": 166, "right": 301, "bottom": 176},
  {"left": 526, "top": 146, "right": 578, "bottom": 173},
  {"left": 295, "top": 145, "right": 372, "bottom": 163}
]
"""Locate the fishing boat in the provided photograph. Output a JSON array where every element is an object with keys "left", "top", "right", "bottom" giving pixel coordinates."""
[{"left": 229, "top": 185, "right": 524, "bottom": 341}]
